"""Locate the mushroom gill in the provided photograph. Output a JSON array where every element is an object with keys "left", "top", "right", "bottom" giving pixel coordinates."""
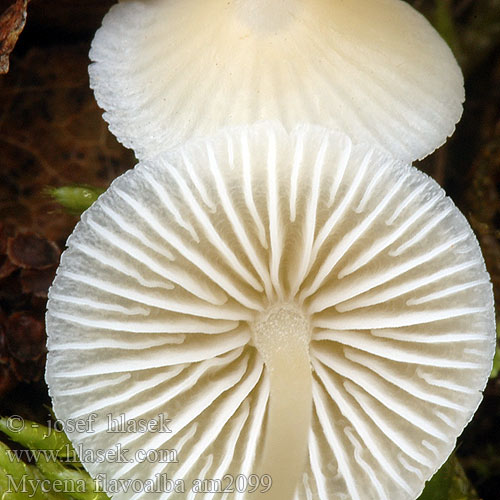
[
  {"left": 46, "top": 123, "right": 495, "bottom": 500},
  {"left": 89, "top": 0, "right": 464, "bottom": 163}
]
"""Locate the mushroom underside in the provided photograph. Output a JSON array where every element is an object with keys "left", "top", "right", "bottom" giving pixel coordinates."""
[{"left": 46, "top": 124, "right": 495, "bottom": 500}]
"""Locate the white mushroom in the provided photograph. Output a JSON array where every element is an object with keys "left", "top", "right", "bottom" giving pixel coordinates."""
[
  {"left": 46, "top": 123, "right": 495, "bottom": 500},
  {"left": 89, "top": 0, "right": 464, "bottom": 163}
]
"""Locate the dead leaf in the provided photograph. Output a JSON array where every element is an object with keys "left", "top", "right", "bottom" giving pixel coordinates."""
[{"left": 0, "top": 0, "right": 28, "bottom": 74}]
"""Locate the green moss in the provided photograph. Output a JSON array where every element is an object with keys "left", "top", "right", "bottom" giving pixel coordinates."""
[
  {"left": 418, "top": 454, "right": 480, "bottom": 500},
  {"left": 0, "top": 417, "right": 109, "bottom": 500},
  {"left": 46, "top": 186, "right": 106, "bottom": 215}
]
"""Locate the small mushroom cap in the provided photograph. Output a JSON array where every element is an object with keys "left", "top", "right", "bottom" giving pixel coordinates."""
[
  {"left": 89, "top": 0, "right": 464, "bottom": 163},
  {"left": 46, "top": 123, "right": 494, "bottom": 500}
]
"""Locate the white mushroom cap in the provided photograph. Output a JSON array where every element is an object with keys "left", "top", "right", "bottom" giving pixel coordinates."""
[
  {"left": 46, "top": 123, "right": 494, "bottom": 500},
  {"left": 89, "top": 0, "right": 464, "bottom": 163}
]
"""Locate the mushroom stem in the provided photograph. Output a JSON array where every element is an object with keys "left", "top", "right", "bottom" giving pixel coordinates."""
[{"left": 251, "top": 304, "right": 312, "bottom": 499}]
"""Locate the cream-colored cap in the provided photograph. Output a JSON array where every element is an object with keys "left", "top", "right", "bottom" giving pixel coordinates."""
[{"left": 89, "top": 0, "right": 464, "bottom": 162}]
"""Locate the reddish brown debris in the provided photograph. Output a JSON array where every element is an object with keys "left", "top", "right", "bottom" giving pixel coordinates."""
[
  {"left": 7, "top": 232, "right": 60, "bottom": 269},
  {"left": 0, "top": 363, "right": 17, "bottom": 394},
  {"left": 20, "top": 267, "right": 57, "bottom": 298},
  {"left": 5, "top": 311, "right": 44, "bottom": 362},
  {"left": 0, "top": 0, "right": 27, "bottom": 74},
  {"left": 10, "top": 355, "right": 44, "bottom": 383},
  {"left": 0, "top": 42, "right": 132, "bottom": 399},
  {"left": 0, "top": 223, "right": 7, "bottom": 254},
  {"left": 0, "top": 255, "right": 17, "bottom": 279},
  {"left": 0, "top": 45, "right": 133, "bottom": 243},
  {"left": 0, "top": 223, "right": 58, "bottom": 396}
]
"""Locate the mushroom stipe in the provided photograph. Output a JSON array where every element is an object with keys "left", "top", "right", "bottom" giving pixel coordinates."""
[{"left": 46, "top": 123, "right": 496, "bottom": 500}]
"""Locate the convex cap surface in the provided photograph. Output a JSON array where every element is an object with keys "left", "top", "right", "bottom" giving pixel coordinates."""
[{"left": 90, "top": 0, "right": 464, "bottom": 162}]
